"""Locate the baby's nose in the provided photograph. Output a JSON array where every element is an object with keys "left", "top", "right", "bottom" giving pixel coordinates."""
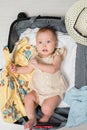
[{"left": 43, "top": 43, "right": 46, "bottom": 47}]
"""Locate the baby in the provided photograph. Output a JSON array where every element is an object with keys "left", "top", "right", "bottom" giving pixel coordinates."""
[{"left": 9, "top": 27, "right": 68, "bottom": 129}]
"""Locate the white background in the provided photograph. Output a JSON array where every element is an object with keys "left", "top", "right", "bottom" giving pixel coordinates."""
[{"left": 0, "top": 0, "right": 87, "bottom": 129}]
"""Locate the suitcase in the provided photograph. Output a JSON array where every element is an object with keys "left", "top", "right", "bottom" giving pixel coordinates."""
[{"left": 8, "top": 12, "right": 69, "bottom": 129}]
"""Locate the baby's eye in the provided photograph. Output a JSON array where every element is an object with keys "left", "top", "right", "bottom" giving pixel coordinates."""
[
  {"left": 47, "top": 40, "right": 51, "bottom": 43},
  {"left": 38, "top": 41, "right": 42, "bottom": 44}
]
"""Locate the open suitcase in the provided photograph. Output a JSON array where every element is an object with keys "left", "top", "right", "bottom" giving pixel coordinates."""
[
  {"left": 6, "top": 12, "right": 87, "bottom": 129},
  {"left": 7, "top": 12, "right": 69, "bottom": 129}
]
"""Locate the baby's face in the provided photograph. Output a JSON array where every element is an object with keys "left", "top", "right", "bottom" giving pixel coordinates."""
[{"left": 36, "top": 30, "right": 57, "bottom": 58}]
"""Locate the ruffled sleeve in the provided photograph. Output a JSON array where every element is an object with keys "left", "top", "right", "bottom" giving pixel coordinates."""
[{"left": 54, "top": 47, "right": 67, "bottom": 60}]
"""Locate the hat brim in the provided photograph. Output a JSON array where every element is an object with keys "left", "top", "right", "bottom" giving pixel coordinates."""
[{"left": 65, "top": 0, "right": 87, "bottom": 46}]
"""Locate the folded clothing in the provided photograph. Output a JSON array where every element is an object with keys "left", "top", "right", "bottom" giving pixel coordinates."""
[{"left": 64, "top": 86, "right": 87, "bottom": 127}]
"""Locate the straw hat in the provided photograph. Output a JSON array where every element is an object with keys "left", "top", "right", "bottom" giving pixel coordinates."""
[{"left": 65, "top": 0, "right": 87, "bottom": 46}]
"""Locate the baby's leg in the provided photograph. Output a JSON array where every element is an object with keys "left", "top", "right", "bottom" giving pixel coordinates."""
[
  {"left": 40, "top": 95, "right": 61, "bottom": 122},
  {"left": 24, "top": 90, "right": 39, "bottom": 129}
]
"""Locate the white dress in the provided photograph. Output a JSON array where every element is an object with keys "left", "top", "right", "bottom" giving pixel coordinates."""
[{"left": 30, "top": 48, "right": 68, "bottom": 105}]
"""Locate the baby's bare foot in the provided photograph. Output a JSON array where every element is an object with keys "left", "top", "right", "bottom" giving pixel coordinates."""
[
  {"left": 39, "top": 115, "right": 50, "bottom": 123},
  {"left": 24, "top": 119, "right": 37, "bottom": 130}
]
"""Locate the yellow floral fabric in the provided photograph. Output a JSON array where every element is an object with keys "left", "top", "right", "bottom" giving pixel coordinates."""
[{"left": 0, "top": 37, "right": 35, "bottom": 123}]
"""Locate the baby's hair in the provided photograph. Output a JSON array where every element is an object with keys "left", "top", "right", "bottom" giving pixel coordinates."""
[{"left": 36, "top": 27, "right": 58, "bottom": 41}]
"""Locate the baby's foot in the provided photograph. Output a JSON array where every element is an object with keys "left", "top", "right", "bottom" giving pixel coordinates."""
[
  {"left": 24, "top": 119, "right": 37, "bottom": 130},
  {"left": 39, "top": 115, "right": 50, "bottom": 123}
]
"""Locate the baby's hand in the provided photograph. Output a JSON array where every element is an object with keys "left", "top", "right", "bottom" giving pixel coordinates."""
[
  {"left": 8, "top": 63, "right": 17, "bottom": 73},
  {"left": 30, "top": 58, "right": 39, "bottom": 67}
]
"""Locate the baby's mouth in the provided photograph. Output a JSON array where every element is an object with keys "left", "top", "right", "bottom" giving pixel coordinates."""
[{"left": 42, "top": 49, "right": 48, "bottom": 52}]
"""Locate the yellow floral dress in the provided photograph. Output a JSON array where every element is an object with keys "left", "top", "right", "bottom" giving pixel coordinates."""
[{"left": 0, "top": 37, "right": 35, "bottom": 123}]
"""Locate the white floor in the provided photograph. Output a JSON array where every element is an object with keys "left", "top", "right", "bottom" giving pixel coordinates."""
[
  {"left": 0, "top": 122, "right": 87, "bottom": 130},
  {"left": 0, "top": 113, "right": 23, "bottom": 130},
  {"left": 0, "top": 113, "right": 87, "bottom": 130},
  {"left": 0, "top": 123, "right": 23, "bottom": 130}
]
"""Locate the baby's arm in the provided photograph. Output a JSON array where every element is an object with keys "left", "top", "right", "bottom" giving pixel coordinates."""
[
  {"left": 31, "top": 55, "right": 62, "bottom": 73},
  {"left": 8, "top": 63, "right": 34, "bottom": 74}
]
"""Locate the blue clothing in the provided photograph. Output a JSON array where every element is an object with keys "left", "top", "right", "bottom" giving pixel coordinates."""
[{"left": 64, "top": 86, "right": 87, "bottom": 127}]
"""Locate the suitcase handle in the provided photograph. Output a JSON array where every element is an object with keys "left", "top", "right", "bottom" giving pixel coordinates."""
[{"left": 17, "top": 12, "right": 28, "bottom": 19}]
